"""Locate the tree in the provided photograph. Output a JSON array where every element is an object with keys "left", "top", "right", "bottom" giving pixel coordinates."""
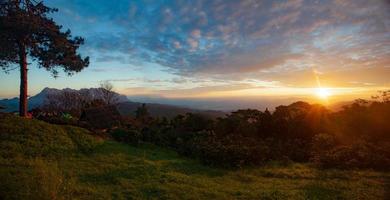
[
  {"left": 0, "top": 0, "right": 89, "bottom": 116},
  {"left": 135, "top": 103, "right": 150, "bottom": 123},
  {"left": 43, "top": 89, "right": 86, "bottom": 116},
  {"left": 44, "top": 90, "right": 81, "bottom": 112},
  {"left": 42, "top": 89, "right": 109, "bottom": 117},
  {"left": 99, "top": 81, "right": 119, "bottom": 105},
  {"left": 372, "top": 90, "right": 390, "bottom": 103}
]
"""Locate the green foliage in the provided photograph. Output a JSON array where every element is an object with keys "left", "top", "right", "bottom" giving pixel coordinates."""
[
  {"left": 62, "top": 113, "right": 73, "bottom": 120},
  {"left": 131, "top": 103, "right": 330, "bottom": 167},
  {"left": 310, "top": 134, "right": 337, "bottom": 163},
  {"left": 312, "top": 140, "right": 390, "bottom": 170}
]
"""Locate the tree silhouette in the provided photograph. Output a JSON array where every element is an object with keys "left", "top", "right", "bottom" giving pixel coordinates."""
[
  {"left": 0, "top": 0, "right": 89, "bottom": 116},
  {"left": 99, "top": 81, "right": 119, "bottom": 105},
  {"left": 135, "top": 103, "right": 150, "bottom": 123}
]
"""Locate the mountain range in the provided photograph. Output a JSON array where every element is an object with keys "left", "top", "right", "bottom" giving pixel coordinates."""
[{"left": 0, "top": 88, "right": 225, "bottom": 118}]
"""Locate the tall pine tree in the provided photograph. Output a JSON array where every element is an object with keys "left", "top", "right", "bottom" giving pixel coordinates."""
[{"left": 0, "top": 0, "right": 89, "bottom": 116}]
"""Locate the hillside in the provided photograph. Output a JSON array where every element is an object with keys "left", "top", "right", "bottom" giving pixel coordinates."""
[{"left": 0, "top": 114, "right": 388, "bottom": 200}]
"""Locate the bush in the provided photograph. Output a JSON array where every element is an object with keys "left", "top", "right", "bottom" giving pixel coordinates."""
[
  {"left": 276, "top": 139, "right": 311, "bottom": 162},
  {"left": 310, "top": 134, "right": 337, "bottom": 164},
  {"left": 311, "top": 139, "right": 390, "bottom": 170},
  {"left": 110, "top": 128, "right": 142, "bottom": 145},
  {"left": 181, "top": 135, "right": 272, "bottom": 168}
]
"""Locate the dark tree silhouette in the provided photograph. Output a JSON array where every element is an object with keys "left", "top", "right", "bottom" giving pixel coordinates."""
[
  {"left": 99, "top": 81, "right": 119, "bottom": 105},
  {"left": 135, "top": 104, "right": 150, "bottom": 122},
  {"left": 0, "top": 0, "right": 89, "bottom": 116}
]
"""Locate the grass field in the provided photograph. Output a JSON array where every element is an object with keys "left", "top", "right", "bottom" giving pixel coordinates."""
[{"left": 0, "top": 114, "right": 388, "bottom": 199}]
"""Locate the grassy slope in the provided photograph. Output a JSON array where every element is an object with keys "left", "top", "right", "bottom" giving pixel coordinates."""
[{"left": 0, "top": 114, "right": 388, "bottom": 200}]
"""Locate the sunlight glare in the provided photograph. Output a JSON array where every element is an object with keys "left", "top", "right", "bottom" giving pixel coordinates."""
[{"left": 316, "top": 88, "right": 331, "bottom": 99}]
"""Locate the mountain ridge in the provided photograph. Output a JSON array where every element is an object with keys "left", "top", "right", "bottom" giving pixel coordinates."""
[{"left": 0, "top": 88, "right": 226, "bottom": 118}]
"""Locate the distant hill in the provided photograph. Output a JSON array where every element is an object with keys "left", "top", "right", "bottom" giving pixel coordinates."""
[
  {"left": 0, "top": 97, "right": 19, "bottom": 113},
  {"left": 0, "top": 88, "right": 225, "bottom": 118},
  {"left": 116, "top": 101, "right": 226, "bottom": 119}
]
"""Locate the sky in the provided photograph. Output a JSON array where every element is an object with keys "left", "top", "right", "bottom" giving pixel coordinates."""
[{"left": 1, "top": 0, "right": 390, "bottom": 110}]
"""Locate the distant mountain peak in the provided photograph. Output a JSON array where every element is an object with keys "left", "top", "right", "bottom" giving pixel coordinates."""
[{"left": 0, "top": 87, "right": 129, "bottom": 112}]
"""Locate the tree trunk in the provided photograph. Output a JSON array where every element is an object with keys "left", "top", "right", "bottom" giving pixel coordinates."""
[{"left": 18, "top": 43, "right": 28, "bottom": 117}]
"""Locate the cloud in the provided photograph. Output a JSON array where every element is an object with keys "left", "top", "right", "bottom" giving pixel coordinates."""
[
  {"left": 271, "top": 0, "right": 303, "bottom": 12},
  {"left": 89, "top": 68, "right": 108, "bottom": 73},
  {"left": 106, "top": 78, "right": 165, "bottom": 83},
  {"left": 191, "top": 29, "right": 201, "bottom": 38},
  {"left": 106, "top": 78, "right": 136, "bottom": 82},
  {"left": 187, "top": 38, "right": 199, "bottom": 51},
  {"left": 51, "top": 0, "right": 390, "bottom": 84},
  {"left": 124, "top": 82, "right": 268, "bottom": 98}
]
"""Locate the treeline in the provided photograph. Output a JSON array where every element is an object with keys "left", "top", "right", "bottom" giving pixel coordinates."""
[
  {"left": 112, "top": 91, "right": 390, "bottom": 170},
  {"left": 33, "top": 89, "right": 390, "bottom": 170}
]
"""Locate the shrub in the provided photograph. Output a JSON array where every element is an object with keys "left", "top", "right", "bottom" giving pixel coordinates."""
[
  {"left": 111, "top": 128, "right": 142, "bottom": 145},
  {"left": 181, "top": 135, "right": 272, "bottom": 168},
  {"left": 310, "top": 133, "right": 337, "bottom": 164},
  {"left": 312, "top": 139, "right": 390, "bottom": 170}
]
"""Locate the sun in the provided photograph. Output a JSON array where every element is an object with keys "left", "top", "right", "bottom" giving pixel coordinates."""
[{"left": 316, "top": 88, "right": 331, "bottom": 99}]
